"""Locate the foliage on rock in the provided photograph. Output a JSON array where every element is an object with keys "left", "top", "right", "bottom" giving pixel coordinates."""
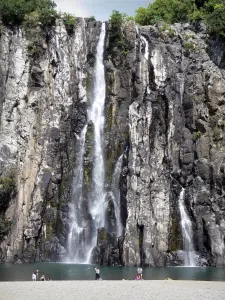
[
  {"left": 61, "top": 13, "right": 76, "bottom": 35},
  {"left": 0, "top": 177, "right": 16, "bottom": 240},
  {"left": 134, "top": 0, "right": 225, "bottom": 37},
  {"left": 0, "top": 177, "right": 16, "bottom": 212},
  {"left": 109, "top": 10, "right": 133, "bottom": 55}
]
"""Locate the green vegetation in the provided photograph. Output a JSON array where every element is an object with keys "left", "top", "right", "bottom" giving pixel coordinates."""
[
  {"left": 134, "top": 0, "right": 225, "bottom": 37},
  {"left": 0, "top": 177, "right": 16, "bottom": 211},
  {"left": 88, "top": 16, "right": 96, "bottom": 22},
  {"left": 61, "top": 13, "right": 76, "bottom": 35},
  {"left": 183, "top": 41, "right": 196, "bottom": 51},
  {"left": 213, "top": 126, "right": 221, "bottom": 140},
  {"left": 109, "top": 10, "right": 133, "bottom": 55},
  {"left": 159, "top": 23, "right": 176, "bottom": 37},
  {"left": 193, "top": 130, "right": 202, "bottom": 140},
  {"left": 0, "top": 217, "right": 11, "bottom": 239},
  {"left": 0, "top": 176, "right": 16, "bottom": 240},
  {"left": 0, "top": 0, "right": 57, "bottom": 26}
]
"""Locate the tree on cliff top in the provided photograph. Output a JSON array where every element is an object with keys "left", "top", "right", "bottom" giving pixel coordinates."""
[
  {"left": 134, "top": 0, "right": 225, "bottom": 36},
  {"left": 0, "top": 0, "right": 57, "bottom": 25}
]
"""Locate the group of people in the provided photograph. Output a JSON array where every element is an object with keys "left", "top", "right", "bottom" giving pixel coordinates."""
[
  {"left": 32, "top": 267, "right": 143, "bottom": 281},
  {"left": 94, "top": 267, "right": 143, "bottom": 280},
  {"left": 32, "top": 270, "right": 50, "bottom": 281}
]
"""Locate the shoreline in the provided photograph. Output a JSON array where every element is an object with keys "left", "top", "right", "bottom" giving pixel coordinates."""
[{"left": 1, "top": 280, "right": 225, "bottom": 300}]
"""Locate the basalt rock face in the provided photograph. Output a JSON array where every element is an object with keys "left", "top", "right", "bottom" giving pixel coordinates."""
[
  {"left": 0, "top": 19, "right": 225, "bottom": 266},
  {"left": 105, "top": 22, "right": 225, "bottom": 267},
  {"left": 0, "top": 18, "right": 101, "bottom": 262}
]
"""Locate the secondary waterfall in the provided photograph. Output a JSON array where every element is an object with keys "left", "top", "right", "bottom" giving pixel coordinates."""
[
  {"left": 110, "top": 155, "right": 123, "bottom": 237},
  {"left": 86, "top": 23, "right": 106, "bottom": 262},
  {"left": 179, "top": 188, "right": 196, "bottom": 266},
  {"left": 140, "top": 35, "right": 150, "bottom": 94},
  {"left": 67, "top": 126, "right": 87, "bottom": 262}
]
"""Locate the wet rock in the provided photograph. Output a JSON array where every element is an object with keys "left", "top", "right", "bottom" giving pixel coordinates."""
[{"left": 0, "top": 20, "right": 225, "bottom": 267}]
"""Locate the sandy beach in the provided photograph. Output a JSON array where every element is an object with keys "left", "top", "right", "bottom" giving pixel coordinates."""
[{"left": 0, "top": 280, "right": 225, "bottom": 300}]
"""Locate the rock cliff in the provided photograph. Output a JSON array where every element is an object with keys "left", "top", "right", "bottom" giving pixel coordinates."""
[{"left": 0, "top": 19, "right": 225, "bottom": 266}]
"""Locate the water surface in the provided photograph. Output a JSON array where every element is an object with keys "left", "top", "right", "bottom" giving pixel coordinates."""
[{"left": 0, "top": 264, "right": 225, "bottom": 281}]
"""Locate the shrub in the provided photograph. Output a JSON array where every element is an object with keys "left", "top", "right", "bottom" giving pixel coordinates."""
[
  {"left": 183, "top": 41, "right": 195, "bottom": 50},
  {"left": 0, "top": 217, "right": 11, "bottom": 239},
  {"left": 193, "top": 130, "right": 202, "bottom": 140},
  {"left": 0, "top": 177, "right": 16, "bottom": 212},
  {"left": 88, "top": 16, "right": 96, "bottom": 22},
  {"left": 109, "top": 10, "right": 133, "bottom": 55},
  {"left": 204, "top": 2, "right": 225, "bottom": 36},
  {"left": 61, "top": 13, "right": 76, "bottom": 35},
  {"left": 159, "top": 23, "right": 176, "bottom": 37}
]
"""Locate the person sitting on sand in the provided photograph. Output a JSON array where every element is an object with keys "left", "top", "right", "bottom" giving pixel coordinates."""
[
  {"left": 95, "top": 267, "right": 100, "bottom": 280},
  {"left": 32, "top": 272, "right": 36, "bottom": 281}
]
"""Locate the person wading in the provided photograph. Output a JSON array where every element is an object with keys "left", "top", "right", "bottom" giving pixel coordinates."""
[
  {"left": 95, "top": 267, "right": 100, "bottom": 280},
  {"left": 32, "top": 272, "right": 36, "bottom": 281},
  {"left": 137, "top": 267, "right": 143, "bottom": 280}
]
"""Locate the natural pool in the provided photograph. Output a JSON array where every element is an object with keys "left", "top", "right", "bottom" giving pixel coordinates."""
[{"left": 0, "top": 264, "right": 225, "bottom": 281}]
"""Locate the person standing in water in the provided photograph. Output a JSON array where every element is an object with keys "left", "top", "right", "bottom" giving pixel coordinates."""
[
  {"left": 40, "top": 274, "right": 46, "bottom": 281},
  {"left": 34, "top": 270, "right": 39, "bottom": 280},
  {"left": 95, "top": 267, "right": 100, "bottom": 280},
  {"left": 137, "top": 267, "right": 143, "bottom": 280},
  {"left": 32, "top": 272, "right": 36, "bottom": 281}
]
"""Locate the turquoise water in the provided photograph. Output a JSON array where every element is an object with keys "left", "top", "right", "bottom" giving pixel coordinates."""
[{"left": 0, "top": 264, "right": 225, "bottom": 281}]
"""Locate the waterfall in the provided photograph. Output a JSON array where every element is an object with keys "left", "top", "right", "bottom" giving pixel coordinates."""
[
  {"left": 85, "top": 23, "right": 106, "bottom": 262},
  {"left": 67, "top": 126, "right": 87, "bottom": 262},
  {"left": 110, "top": 154, "right": 123, "bottom": 237},
  {"left": 140, "top": 35, "right": 150, "bottom": 94},
  {"left": 179, "top": 188, "right": 196, "bottom": 266}
]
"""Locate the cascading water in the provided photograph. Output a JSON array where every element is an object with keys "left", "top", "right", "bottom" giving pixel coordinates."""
[
  {"left": 67, "top": 126, "right": 87, "bottom": 262},
  {"left": 110, "top": 154, "right": 123, "bottom": 237},
  {"left": 179, "top": 188, "right": 196, "bottom": 266},
  {"left": 140, "top": 35, "right": 150, "bottom": 94},
  {"left": 85, "top": 23, "right": 106, "bottom": 263}
]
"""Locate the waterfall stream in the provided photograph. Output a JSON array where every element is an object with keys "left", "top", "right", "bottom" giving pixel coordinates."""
[
  {"left": 110, "top": 154, "right": 123, "bottom": 237},
  {"left": 67, "top": 126, "right": 87, "bottom": 262},
  {"left": 140, "top": 35, "right": 150, "bottom": 94},
  {"left": 85, "top": 23, "right": 106, "bottom": 262},
  {"left": 179, "top": 188, "right": 196, "bottom": 266}
]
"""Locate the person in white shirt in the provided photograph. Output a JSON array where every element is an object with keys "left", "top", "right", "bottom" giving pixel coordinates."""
[
  {"left": 32, "top": 272, "right": 36, "bottom": 281},
  {"left": 137, "top": 267, "right": 143, "bottom": 280},
  {"left": 95, "top": 267, "right": 100, "bottom": 280}
]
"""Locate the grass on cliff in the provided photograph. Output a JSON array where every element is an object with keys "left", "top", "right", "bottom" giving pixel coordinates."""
[{"left": 134, "top": 0, "right": 225, "bottom": 37}]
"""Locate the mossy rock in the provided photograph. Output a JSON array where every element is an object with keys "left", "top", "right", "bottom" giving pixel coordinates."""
[
  {"left": 46, "top": 222, "right": 54, "bottom": 241},
  {"left": 0, "top": 216, "right": 11, "bottom": 240},
  {"left": 97, "top": 228, "right": 108, "bottom": 243},
  {"left": 84, "top": 122, "right": 94, "bottom": 158},
  {"left": 83, "top": 164, "right": 92, "bottom": 192},
  {"left": 169, "top": 218, "right": 183, "bottom": 251},
  {"left": 0, "top": 177, "right": 16, "bottom": 213},
  {"left": 106, "top": 103, "right": 113, "bottom": 133}
]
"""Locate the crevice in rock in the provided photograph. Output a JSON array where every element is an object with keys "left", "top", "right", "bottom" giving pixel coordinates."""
[
  {"left": 137, "top": 223, "right": 144, "bottom": 266},
  {"left": 202, "top": 218, "right": 211, "bottom": 254}
]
